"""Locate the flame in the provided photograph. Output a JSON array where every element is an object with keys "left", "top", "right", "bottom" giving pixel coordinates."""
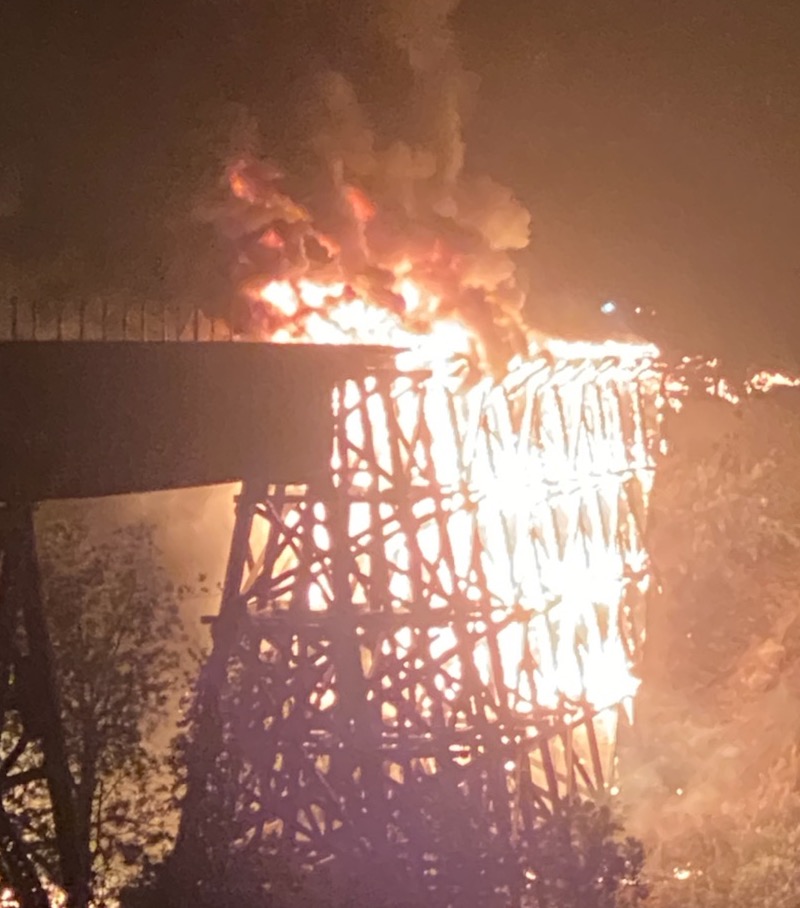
[
  {"left": 664, "top": 357, "right": 800, "bottom": 408},
  {"left": 747, "top": 370, "right": 800, "bottom": 393},
  {"left": 345, "top": 184, "right": 377, "bottom": 222},
  {"left": 244, "top": 272, "right": 473, "bottom": 371},
  {"left": 1, "top": 885, "right": 66, "bottom": 907}
]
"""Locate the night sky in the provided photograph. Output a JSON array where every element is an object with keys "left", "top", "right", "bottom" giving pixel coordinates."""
[{"left": 1, "top": 0, "right": 798, "bottom": 364}]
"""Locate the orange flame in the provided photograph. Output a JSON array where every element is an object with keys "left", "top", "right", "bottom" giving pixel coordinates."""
[{"left": 345, "top": 185, "right": 377, "bottom": 223}]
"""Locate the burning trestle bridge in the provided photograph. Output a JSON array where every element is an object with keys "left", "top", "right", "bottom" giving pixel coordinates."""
[{"left": 0, "top": 319, "right": 665, "bottom": 896}]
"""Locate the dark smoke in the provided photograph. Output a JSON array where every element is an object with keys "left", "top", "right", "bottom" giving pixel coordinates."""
[
  {"left": 0, "top": 164, "right": 22, "bottom": 218},
  {"left": 196, "top": 0, "right": 533, "bottom": 376},
  {"left": 378, "top": 0, "right": 469, "bottom": 185}
]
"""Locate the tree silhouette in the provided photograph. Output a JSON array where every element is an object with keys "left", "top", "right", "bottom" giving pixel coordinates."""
[{"left": 1, "top": 516, "right": 187, "bottom": 905}]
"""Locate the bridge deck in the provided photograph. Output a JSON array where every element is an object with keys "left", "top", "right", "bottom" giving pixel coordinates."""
[{"left": 0, "top": 341, "right": 396, "bottom": 502}]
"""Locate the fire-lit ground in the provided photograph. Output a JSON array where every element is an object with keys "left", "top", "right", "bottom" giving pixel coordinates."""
[{"left": 617, "top": 391, "right": 800, "bottom": 902}]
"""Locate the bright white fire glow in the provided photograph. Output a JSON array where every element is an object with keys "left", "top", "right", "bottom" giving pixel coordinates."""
[
  {"left": 242, "top": 266, "right": 661, "bottom": 723},
  {"left": 1, "top": 886, "right": 65, "bottom": 908},
  {"left": 667, "top": 356, "right": 800, "bottom": 410}
]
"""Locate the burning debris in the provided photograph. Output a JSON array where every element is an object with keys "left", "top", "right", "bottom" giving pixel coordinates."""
[{"left": 662, "top": 355, "right": 800, "bottom": 412}]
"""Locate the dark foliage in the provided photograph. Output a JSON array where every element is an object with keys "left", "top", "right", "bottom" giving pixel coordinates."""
[
  {"left": 0, "top": 516, "right": 187, "bottom": 902},
  {"left": 121, "top": 795, "right": 647, "bottom": 908}
]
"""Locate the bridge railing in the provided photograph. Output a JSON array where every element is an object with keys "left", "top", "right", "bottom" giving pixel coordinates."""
[{"left": 0, "top": 297, "right": 234, "bottom": 342}]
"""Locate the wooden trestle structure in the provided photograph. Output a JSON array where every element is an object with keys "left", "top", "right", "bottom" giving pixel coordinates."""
[
  {"left": 0, "top": 340, "right": 389, "bottom": 906},
  {"left": 0, "top": 336, "right": 662, "bottom": 899},
  {"left": 185, "top": 345, "right": 663, "bottom": 867}
]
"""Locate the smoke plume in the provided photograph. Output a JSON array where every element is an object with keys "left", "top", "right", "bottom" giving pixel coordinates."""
[
  {"left": 379, "top": 0, "right": 468, "bottom": 185},
  {"left": 197, "top": 0, "right": 533, "bottom": 376},
  {"left": 0, "top": 164, "right": 21, "bottom": 218}
]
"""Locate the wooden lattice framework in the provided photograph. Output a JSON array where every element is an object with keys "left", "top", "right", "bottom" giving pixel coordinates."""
[{"left": 196, "top": 345, "right": 663, "bottom": 865}]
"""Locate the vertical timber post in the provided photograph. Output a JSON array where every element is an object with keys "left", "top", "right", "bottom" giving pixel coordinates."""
[
  {"left": 0, "top": 504, "right": 87, "bottom": 908},
  {"left": 171, "top": 482, "right": 260, "bottom": 880}
]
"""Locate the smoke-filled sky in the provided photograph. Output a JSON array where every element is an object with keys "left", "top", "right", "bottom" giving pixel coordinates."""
[{"left": 1, "top": 0, "right": 798, "bottom": 363}]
